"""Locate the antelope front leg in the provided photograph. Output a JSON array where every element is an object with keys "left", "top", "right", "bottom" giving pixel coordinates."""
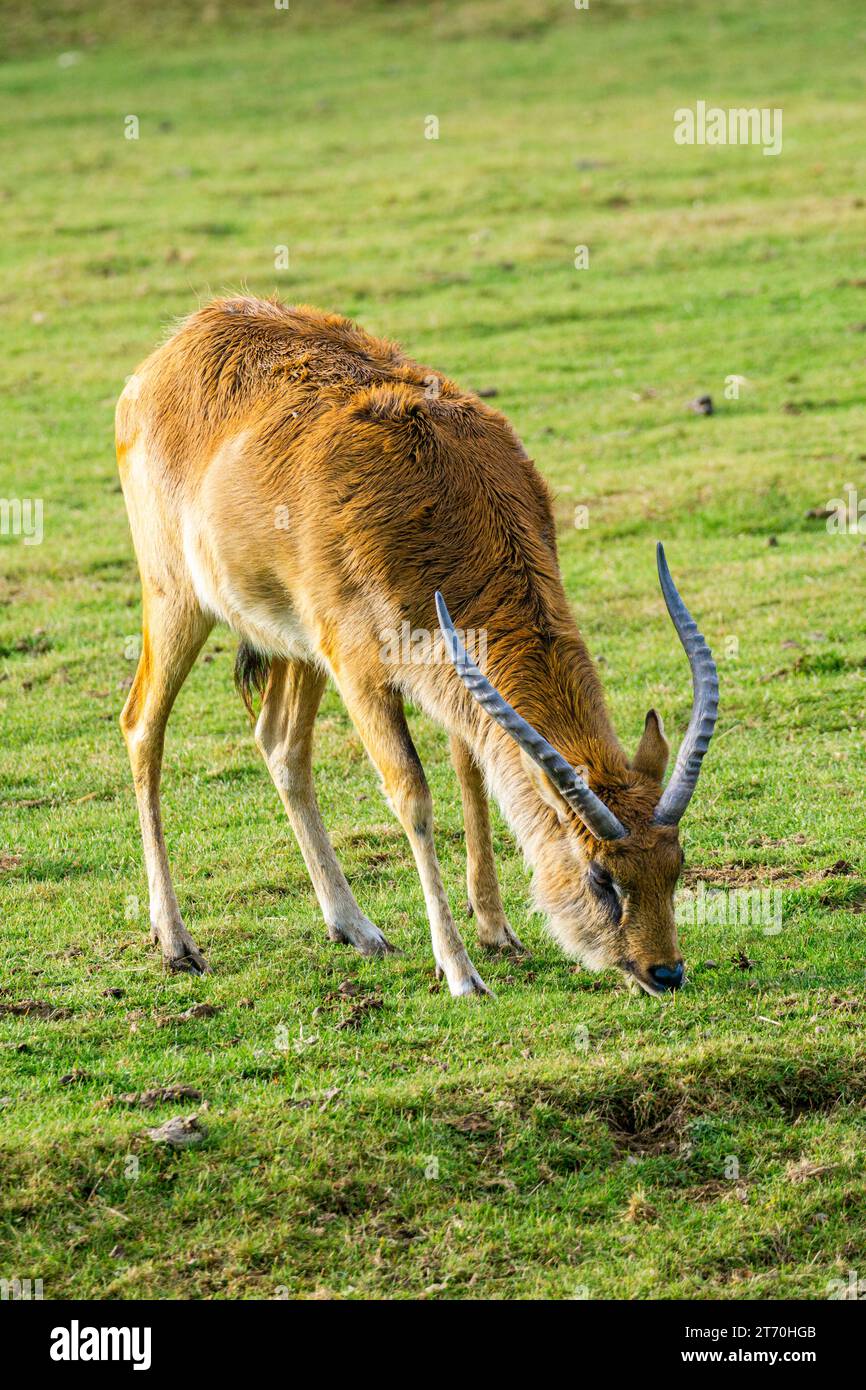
[
  {"left": 337, "top": 680, "right": 490, "bottom": 998},
  {"left": 450, "top": 734, "right": 526, "bottom": 953}
]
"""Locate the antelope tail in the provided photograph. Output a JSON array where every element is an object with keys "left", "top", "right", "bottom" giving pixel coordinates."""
[{"left": 234, "top": 642, "right": 272, "bottom": 722}]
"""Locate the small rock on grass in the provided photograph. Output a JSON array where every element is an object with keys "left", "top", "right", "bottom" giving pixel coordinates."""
[
  {"left": 146, "top": 1114, "right": 206, "bottom": 1147},
  {"left": 59, "top": 1068, "right": 90, "bottom": 1085}
]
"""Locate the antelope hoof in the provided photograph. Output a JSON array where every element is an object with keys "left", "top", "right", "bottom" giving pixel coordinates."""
[
  {"left": 166, "top": 948, "right": 210, "bottom": 975},
  {"left": 478, "top": 921, "right": 528, "bottom": 957},
  {"left": 436, "top": 959, "right": 493, "bottom": 999},
  {"left": 327, "top": 917, "right": 396, "bottom": 956},
  {"left": 153, "top": 924, "right": 210, "bottom": 975}
]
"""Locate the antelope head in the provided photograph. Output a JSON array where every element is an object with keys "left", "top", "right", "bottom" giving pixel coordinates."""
[{"left": 436, "top": 544, "right": 719, "bottom": 997}]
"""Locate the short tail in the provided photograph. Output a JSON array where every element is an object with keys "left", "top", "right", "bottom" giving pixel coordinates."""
[{"left": 234, "top": 642, "right": 272, "bottom": 721}]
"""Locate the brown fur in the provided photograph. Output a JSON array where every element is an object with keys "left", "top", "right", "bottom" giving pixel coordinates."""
[{"left": 117, "top": 296, "right": 686, "bottom": 995}]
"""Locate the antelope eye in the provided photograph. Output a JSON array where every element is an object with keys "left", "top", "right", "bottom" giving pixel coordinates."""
[{"left": 588, "top": 863, "right": 622, "bottom": 914}]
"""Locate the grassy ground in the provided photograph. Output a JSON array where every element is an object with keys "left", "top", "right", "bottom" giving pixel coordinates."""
[{"left": 1, "top": 0, "right": 865, "bottom": 1300}]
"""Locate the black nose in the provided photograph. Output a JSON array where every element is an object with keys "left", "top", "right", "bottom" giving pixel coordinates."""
[{"left": 649, "top": 962, "right": 684, "bottom": 991}]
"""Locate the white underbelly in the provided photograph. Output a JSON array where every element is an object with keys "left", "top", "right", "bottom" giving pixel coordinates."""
[{"left": 181, "top": 515, "right": 311, "bottom": 659}]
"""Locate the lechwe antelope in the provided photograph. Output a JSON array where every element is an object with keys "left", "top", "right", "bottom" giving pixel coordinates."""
[{"left": 117, "top": 296, "right": 718, "bottom": 998}]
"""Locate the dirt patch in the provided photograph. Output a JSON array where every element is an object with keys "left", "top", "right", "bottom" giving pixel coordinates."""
[
  {"left": 441, "top": 1111, "right": 497, "bottom": 1136},
  {"left": 494, "top": 1050, "right": 866, "bottom": 1156},
  {"left": 119, "top": 1085, "right": 202, "bottom": 1109},
  {"left": 684, "top": 860, "right": 858, "bottom": 889},
  {"left": 336, "top": 995, "right": 382, "bottom": 1030},
  {"left": 786, "top": 1158, "right": 837, "bottom": 1183},
  {"left": 314, "top": 979, "right": 383, "bottom": 1030},
  {"left": 820, "top": 893, "right": 866, "bottom": 913},
  {"left": 682, "top": 1179, "right": 750, "bottom": 1205},
  {"left": 684, "top": 865, "right": 795, "bottom": 887},
  {"left": 305, "top": 1175, "right": 386, "bottom": 1218},
  {"left": 286, "top": 1086, "right": 341, "bottom": 1112},
  {"left": 154, "top": 1003, "right": 222, "bottom": 1027},
  {"left": 746, "top": 834, "right": 807, "bottom": 849},
  {"left": 606, "top": 1096, "right": 689, "bottom": 1156},
  {"left": 0, "top": 999, "right": 72, "bottom": 1020}
]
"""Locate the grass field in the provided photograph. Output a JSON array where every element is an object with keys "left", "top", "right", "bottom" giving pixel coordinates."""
[{"left": 1, "top": 0, "right": 865, "bottom": 1300}]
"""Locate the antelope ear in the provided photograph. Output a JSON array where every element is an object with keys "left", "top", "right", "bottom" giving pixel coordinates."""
[
  {"left": 632, "top": 709, "right": 669, "bottom": 781},
  {"left": 520, "top": 749, "right": 570, "bottom": 825}
]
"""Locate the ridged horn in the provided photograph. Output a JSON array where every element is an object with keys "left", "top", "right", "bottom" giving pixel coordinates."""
[
  {"left": 435, "top": 592, "right": 627, "bottom": 842},
  {"left": 653, "top": 543, "right": 719, "bottom": 826}
]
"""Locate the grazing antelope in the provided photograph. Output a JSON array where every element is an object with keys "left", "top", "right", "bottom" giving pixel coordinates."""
[{"left": 116, "top": 296, "right": 718, "bottom": 999}]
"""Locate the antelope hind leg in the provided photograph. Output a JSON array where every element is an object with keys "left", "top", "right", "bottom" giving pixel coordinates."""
[
  {"left": 254, "top": 656, "right": 395, "bottom": 956},
  {"left": 120, "top": 593, "right": 213, "bottom": 973}
]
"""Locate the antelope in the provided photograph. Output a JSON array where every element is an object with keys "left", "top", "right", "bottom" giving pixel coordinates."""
[{"left": 116, "top": 296, "right": 718, "bottom": 999}]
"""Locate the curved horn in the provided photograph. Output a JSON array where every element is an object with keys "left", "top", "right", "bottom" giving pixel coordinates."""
[
  {"left": 653, "top": 543, "right": 719, "bottom": 826},
  {"left": 435, "top": 592, "right": 627, "bottom": 842}
]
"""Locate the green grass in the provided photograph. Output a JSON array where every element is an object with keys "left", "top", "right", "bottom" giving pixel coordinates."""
[{"left": 2, "top": 0, "right": 866, "bottom": 1300}]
